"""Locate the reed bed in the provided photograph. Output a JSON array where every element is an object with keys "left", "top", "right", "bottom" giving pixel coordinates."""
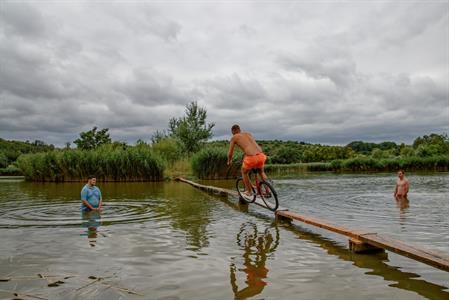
[
  {"left": 192, "top": 154, "right": 449, "bottom": 178},
  {"left": 191, "top": 147, "right": 241, "bottom": 179},
  {"left": 17, "top": 145, "right": 165, "bottom": 182}
]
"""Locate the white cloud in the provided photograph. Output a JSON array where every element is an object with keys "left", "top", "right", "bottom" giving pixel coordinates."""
[{"left": 0, "top": 1, "right": 447, "bottom": 146}]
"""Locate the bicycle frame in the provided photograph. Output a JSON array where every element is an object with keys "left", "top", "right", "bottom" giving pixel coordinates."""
[{"left": 249, "top": 169, "right": 269, "bottom": 196}]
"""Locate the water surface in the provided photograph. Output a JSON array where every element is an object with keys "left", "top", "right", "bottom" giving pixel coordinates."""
[{"left": 0, "top": 173, "right": 448, "bottom": 300}]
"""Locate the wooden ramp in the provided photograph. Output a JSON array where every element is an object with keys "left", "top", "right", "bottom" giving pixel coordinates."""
[{"left": 176, "top": 177, "right": 449, "bottom": 272}]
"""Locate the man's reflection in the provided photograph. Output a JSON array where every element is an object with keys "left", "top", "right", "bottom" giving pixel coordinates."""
[
  {"left": 81, "top": 210, "right": 101, "bottom": 247},
  {"left": 230, "top": 222, "right": 279, "bottom": 300},
  {"left": 395, "top": 195, "right": 409, "bottom": 228}
]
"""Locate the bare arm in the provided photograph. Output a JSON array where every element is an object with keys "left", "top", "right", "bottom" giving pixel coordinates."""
[
  {"left": 227, "top": 138, "right": 236, "bottom": 165},
  {"left": 394, "top": 183, "right": 398, "bottom": 196},
  {"left": 405, "top": 180, "right": 409, "bottom": 195},
  {"left": 82, "top": 199, "right": 96, "bottom": 211}
]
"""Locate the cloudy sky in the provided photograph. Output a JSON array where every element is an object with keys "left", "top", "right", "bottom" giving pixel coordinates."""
[{"left": 0, "top": 1, "right": 448, "bottom": 146}]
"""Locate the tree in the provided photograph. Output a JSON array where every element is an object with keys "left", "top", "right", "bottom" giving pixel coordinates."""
[
  {"left": 168, "top": 101, "right": 215, "bottom": 153},
  {"left": 0, "top": 151, "right": 8, "bottom": 168},
  {"left": 151, "top": 130, "right": 168, "bottom": 144},
  {"left": 73, "top": 127, "right": 112, "bottom": 150}
]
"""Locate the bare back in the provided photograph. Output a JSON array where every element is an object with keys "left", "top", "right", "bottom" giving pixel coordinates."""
[{"left": 231, "top": 132, "right": 262, "bottom": 156}]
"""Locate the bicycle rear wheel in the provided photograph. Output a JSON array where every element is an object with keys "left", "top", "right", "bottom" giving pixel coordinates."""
[
  {"left": 236, "top": 178, "right": 256, "bottom": 203},
  {"left": 257, "top": 181, "right": 279, "bottom": 211}
]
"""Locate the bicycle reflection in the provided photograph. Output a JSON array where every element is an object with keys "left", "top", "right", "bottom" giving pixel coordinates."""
[
  {"left": 81, "top": 210, "right": 102, "bottom": 247},
  {"left": 230, "top": 222, "right": 280, "bottom": 300}
]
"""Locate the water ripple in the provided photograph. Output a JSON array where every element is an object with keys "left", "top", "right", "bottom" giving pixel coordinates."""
[{"left": 0, "top": 200, "right": 161, "bottom": 228}]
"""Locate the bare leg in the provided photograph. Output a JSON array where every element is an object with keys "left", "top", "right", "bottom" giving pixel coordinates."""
[
  {"left": 260, "top": 167, "right": 268, "bottom": 182},
  {"left": 242, "top": 167, "right": 252, "bottom": 195}
]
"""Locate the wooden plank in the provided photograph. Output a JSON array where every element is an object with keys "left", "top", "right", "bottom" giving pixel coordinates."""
[
  {"left": 276, "top": 210, "right": 449, "bottom": 272},
  {"left": 176, "top": 177, "right": 449, "bottom": 272},
  {"left": 176, "top": 177, "right": 288, "bottom": 211},
  {"left": 276, "top": 210, "right": 370, "bottom": 238},
  {"left": 176, "top": 177, "right": 239, "bottom": 197},
  {"left": 358, "top": 234, "right": 449, "bottom": 272}
]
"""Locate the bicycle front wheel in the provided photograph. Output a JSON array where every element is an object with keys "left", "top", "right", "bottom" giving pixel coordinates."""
[
  {"left": 258, "top": 181, "right": 279, "bottom": 211},
  {"left": 236, "top": 178, "right": 256, "bottom": 203}
]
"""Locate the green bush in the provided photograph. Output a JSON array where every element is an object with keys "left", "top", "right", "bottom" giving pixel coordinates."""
[
  {"left": 270, "top": 146, "right": 302, "bottom": 164},
  {"left": 191, "top": 147, "right": 241, "bottom": 179},
  {"left": 152, "top": 138, "right": 181, "bottom": 165},
  {"left": 17, "top": 145, "right": 165, "bottom": 182},
  {"left": 0, "top": 165, "right": 22, "bottom": 176}
]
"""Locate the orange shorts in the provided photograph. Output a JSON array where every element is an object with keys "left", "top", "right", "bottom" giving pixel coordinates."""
[{"left": 243, "top": 153, "right": 267, "bottom": 170}]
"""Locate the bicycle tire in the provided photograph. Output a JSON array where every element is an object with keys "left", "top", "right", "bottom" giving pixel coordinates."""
[
  {"left": 257, "top": 180, "right": 279, "bottom": 211},
  {"left": 236, "top": 177, "right": 256, "bottom": 203}
]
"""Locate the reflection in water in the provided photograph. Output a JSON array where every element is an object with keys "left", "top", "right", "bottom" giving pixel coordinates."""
[
  {"left": 395, "top": 196, "right": 409, "bottom": 228},
  {"left": 279, "top": 222, "right": 449, "bottom": 300},
  {"left": 152, "top": 183, "right": 213, "bottom": 251},
  {"left": 230, "top": 223, "right": 279, "bottom": 300},
  {"left": 81, "top": 211, "right": 101, "bottom": 247}
]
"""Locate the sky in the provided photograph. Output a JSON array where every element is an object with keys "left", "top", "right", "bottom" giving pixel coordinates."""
[{"left": 0, "top": 1, "right": 448, "bottom": 146}]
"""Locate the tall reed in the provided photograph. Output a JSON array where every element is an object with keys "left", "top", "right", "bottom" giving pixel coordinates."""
[
  {"left": 17, "top": 144, "right": 165, "bottom": 182},
  {"left": 191, "top": 147, "right": 241, "bottom": 179}
]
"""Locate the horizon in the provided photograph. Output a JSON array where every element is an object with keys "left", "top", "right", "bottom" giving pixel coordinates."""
[
  {"left": 2, "top": 130, "right": 445, "bottom": 148},
  {"left": 1, "top": 2, "right": 448, "bottom": 146}
]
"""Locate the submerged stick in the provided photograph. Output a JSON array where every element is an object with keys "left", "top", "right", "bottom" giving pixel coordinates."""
[{"left": 38, "top": 273, "right": 64, "bottom": 287}]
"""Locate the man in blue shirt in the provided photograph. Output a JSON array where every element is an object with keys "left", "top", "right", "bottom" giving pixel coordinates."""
[{"left": 81, "top": 175, "right": 103, "bottom": 212}]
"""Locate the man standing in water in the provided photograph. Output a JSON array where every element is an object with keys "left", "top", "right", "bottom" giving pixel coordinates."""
[
  {"left": 394, "top": 170, "right": 409, "bottom": 199},
  {"left": 227, "top": 124, "right": 268, "bottom": 196},
  {"left": 81, "top": 175, "right": 103, "bottom": 212}
]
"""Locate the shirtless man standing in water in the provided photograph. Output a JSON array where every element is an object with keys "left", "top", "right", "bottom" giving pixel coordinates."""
[
  {"left": 394, "top": 170, "right": 409, "bottom": 200},
  {"left": 227, "top": 124, "right": 268, "bottom": 196}
]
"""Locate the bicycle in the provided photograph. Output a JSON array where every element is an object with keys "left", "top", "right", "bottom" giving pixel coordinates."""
[{"left": 235, "top": 168, "right": 279, "bottom": 211}]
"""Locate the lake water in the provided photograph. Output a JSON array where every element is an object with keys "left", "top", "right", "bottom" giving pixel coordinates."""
[{"left": 0, "top": 173, "right": 448, "bottom": 300}]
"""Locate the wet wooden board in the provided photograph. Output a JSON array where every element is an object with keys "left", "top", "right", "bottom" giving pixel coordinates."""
[
  {"left": 176, "top": 177, "right": 288, "bottom": 211},
  {"left": 275, "top": 210, "right": 371, "bottom": 238},
  {"left": 177, "top": 177, "right": 449, "bottom": 272},
  {"left": 358, "top": 233, "right": 449, "bottom": 272},
  {"left": 276, "top": 210, "right": 449, "bottom": 272}
]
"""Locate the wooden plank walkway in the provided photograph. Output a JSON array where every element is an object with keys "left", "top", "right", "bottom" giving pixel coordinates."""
[
  {"left": 176, "top": 177, "right": 289, "bottom": 211},
  {"left": 176, "top": 177, "right": 449, "bottom": 272}
]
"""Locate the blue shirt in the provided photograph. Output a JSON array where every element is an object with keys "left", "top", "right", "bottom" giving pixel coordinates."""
[{"left": 81, "top": 184, "right": 102, "bottom": 212}]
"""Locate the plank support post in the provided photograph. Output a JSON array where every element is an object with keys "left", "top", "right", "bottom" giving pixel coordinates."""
[
  {"left": 275, "top": 212, "right": 292, "bottom": 223},
  {"left": 349, "top": 238, "right": 384, "bottom": 254},
  {"left": 238, "top": 197, "right": 248, "bottom": 205}
]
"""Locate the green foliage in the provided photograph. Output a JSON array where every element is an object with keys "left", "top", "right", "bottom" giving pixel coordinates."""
[
  {"left": 17, "top": 145, "right": 165, "bottom": 182},
  {"left": 151, "top": 130, "right": 168, "bottom": 144},
  {"left": 152, "top": 138, "right": 181, "bottom": 165},
  {"left": 168, "top": 101, "right": 215, "bottom": 154},
  {"left": 413, "top": 133, "right": 448, "bottom": 148},
  {"left": 347, "top": 140, "right": 399, "bottom": 155},
  {"left": 400, "top": 145, "right": 415, "bottom": 157},
  {"left": 0, "top": 151, "right": 8, "bottom": 168},
  {"left": 0, "top": 138, "right": 55, "bottom": 164},
  {"left": 270, "top": 146, "right": 302, "bottom": 164},
  {"left": 0, "top": 165, "right": 22, "bottom": 176},
  {"left": 191, "top": 147, "right": 240, "bottom": 179},
  {"left": 73, "top": 127, "right": 112, "bottom": 150}
]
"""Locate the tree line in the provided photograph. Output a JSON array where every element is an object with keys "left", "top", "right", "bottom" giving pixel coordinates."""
[{"left": 1, "top": 101, "right": 448, "bottom": 179}]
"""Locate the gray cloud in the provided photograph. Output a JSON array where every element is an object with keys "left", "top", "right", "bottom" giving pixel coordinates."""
[{"left": 0, "top": 2, "right": 447, "bottom": 146}]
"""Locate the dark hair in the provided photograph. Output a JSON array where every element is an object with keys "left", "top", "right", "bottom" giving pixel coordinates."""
[
  {"left": 88, "top": 175, "right": 96, "bottom": 180},
  {"left": 398, "top": 169, "right": 405, "bottom": 174},
  {"left": 231, "top": 124, "right": 240, "bottom": 132}
]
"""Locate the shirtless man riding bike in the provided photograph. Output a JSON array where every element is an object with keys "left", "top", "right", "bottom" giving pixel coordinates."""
[{"left": 227, "top": 124, "right": 268, "bottom": 197}]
